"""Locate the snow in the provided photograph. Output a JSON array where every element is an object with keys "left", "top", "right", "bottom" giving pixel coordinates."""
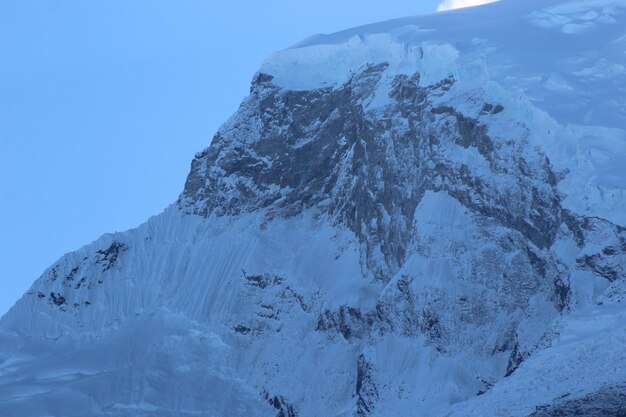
[
  {"left": 2, "top": 0, "right": 626, "bottom": 415},
  {"left": 0, "top": 205, "right": 372, "bottom": 416},
  {"left": 261, "top": 34, "right": 456, "bottom": 91},
  {"left": 266, "top": 0, "right": 626, "bottom": 126},
  {"left": 437, "top": 0, "right": 499, "bottom": 12},
  {"left": 448, "top": 299, "right": 626, "bottom": 417}
]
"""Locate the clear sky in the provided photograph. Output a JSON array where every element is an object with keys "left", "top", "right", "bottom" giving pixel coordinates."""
[{"left": 0, "top": 0, "right": 491, "bottom": 316}]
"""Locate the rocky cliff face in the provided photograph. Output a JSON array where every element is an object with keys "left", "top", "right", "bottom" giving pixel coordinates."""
[
  {"left": 2, "top": 0, "right": 626, "bottom": 416},
  {"left": 181, "top": 65, "right": 563, "bottom": 281}
]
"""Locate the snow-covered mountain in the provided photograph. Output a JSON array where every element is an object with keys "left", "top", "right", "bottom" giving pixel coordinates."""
[{"left": 2, "top": 0, "right": 626, "bottom": 416}]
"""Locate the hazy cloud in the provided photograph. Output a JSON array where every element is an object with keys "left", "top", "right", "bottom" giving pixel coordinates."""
[{"left": 437, "top": 0, "right": 498, "bottom": 11}]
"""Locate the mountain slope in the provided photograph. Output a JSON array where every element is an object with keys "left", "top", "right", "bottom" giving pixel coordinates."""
[{"left": 2, "top": 0, "right": 626, "bottom": 416}]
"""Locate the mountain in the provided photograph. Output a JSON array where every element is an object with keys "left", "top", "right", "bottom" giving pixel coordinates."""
[{"left": 2, "top": 0, "right": 626, "bottom": 416}]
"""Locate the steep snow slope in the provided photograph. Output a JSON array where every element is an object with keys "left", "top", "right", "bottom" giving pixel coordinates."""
[{"left": 2, "top": 0, "right": 626, "bottom": 416}]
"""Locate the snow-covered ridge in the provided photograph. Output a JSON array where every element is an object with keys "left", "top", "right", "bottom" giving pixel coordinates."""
[
  {"left": 263, "top": 0, "right": 626, "bottom": 128},
  {"left": 255, "top": 0, "right": 626, "bottom": 228},
  {"left": 261, "top": 34, "right": 459, "bottom": 90}
]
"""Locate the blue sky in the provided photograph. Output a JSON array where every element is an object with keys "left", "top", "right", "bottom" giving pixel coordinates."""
[{"left": 0, "top": 0, "right": 472, "bottom": 315}]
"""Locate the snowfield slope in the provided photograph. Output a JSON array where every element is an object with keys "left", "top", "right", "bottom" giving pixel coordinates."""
[{"left": 2, "top": 0, "right": 626, "bottom": 416}]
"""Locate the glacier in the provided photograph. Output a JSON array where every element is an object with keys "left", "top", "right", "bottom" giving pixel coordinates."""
[{"left": 2, "top": 0, "right": 626, "bottom": 416}]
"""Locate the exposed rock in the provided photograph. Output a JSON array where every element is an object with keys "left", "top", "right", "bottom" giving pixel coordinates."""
[
  {"left": 264, "top": 392, "right": 298, "bottom": 417},
  {"left": 355, "top": 355, "right": 379, "bottom": 417},
  {"left": 95, "top": 242, "right": 128, "bottom": 272},
  {"left": 49, "top": 292, "right": 66, "bottom": 307},
  {"left": 529, "top": 385, "right": 626, "bottom": 417}
]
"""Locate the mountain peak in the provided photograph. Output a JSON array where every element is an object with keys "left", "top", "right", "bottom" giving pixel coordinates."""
[{"left": 2, "top": 1, "right": 626, "bottom": 416}]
